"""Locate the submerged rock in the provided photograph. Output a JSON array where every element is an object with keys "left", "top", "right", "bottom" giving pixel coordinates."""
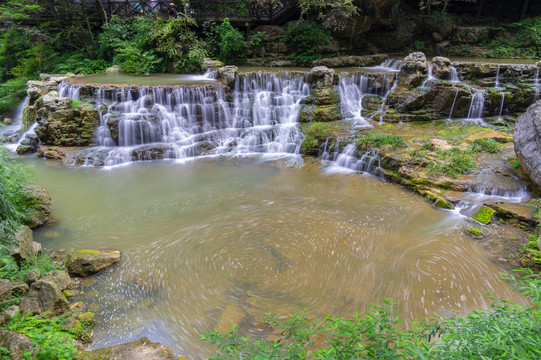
[
  {"left": 514, "top": 100, "right": 541, "bottom": 190},
  {"left": 77, "top": 337, "right": 176, "bottom": 360},
  {"left": 66, "top": 249, "right": 121, "bottom": 277}
]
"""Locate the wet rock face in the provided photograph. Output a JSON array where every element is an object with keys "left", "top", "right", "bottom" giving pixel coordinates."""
[
  {"left": 219, "top": 65, "right": 237, "bottom": 87},
  {"left": 432, "top": 56, "right": 451, "bottom": 79},
  {"left": 514, "top": 100, "right": 541, "bottom": 190},
  {"left": 398, "top": 52, "right": 428, "bottom": 89},
  {"left": 310, "top": 66, "right": 336, "bottom": 90}
]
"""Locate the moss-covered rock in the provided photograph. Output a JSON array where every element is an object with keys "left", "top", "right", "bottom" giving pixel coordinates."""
[
  {"left": 77, "top": 337, "right": 176, "bottom": 360},
  {"left": 472, "top": 206, "right": 496, "bottom": 224},
  {"left": 467, "top": 228, "right": 483, "bottom": 236},
  {"left": 65, "top": 250, "right": 121, "bottom": 277},
  {"left": 312, "top": 105, "right": 341, "bottom": 123}
]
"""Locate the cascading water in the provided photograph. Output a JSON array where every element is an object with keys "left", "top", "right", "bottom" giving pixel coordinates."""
[
  {"left": 449, "top": 66, "right": 460, "bottom": 82},
  {"left": 1, "top": 96, "right": 29, "bottom": 148},
  {"left": 421, "top": 64, "right": 436, "bottom": 88},
  {"left": 534, "top": 68, "right": 540, "bottom": 102},
  {"left": 375, "top": 58, "right": 402, "bottom": 71},
  {"left": 338, "top": 72, "right": 390, "bottom": 129},
  {"left": 322, "top": 143, "right": 382, "bottom": 176},
  {"left": 497, "top": 92, "right": 505, "bottom": 120},
  {"left": 57, "top": 72, "right": 310, "bottom": 166},
  {"left": 466, "top": 90, "right": 486, "bottom": 124},
  {"left": 447, "top": 89, "right": 459, "bottom": 120},
  {"left": 494, "top": 65, "right": 501, "bottom": 89}
]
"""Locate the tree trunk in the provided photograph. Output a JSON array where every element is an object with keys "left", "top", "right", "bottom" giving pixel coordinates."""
[
  {"left": 442, "top": 0, "right": 449, "bottom": 13},
  {"left": 522, "top": 0, "right": 530, "bottom": 20},
  {"left": 476, "top": 0, "right": 484, "bottom": 17},
  {"left": 98, "top": 0, "right": 108, "bottom": 23}
]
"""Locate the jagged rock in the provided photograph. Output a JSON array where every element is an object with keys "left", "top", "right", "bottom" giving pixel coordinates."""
[
  {"left": 23, "top": 185, "right": 52, "bottom": 229},
  {"left": 398, "top": 52, "right": 428, "bottom": 89},
  {"left": 514, "top": 101, "right": 541, "bottom": 190},
  {"left": 41, "top": 270, "right": 72, "bottom": 291},
  {"left": 432, "top": 56, "right": 451, "bottom": 79},
  {"left": 310, "top": 66, "right": 335, "bottom": 90},
  {"left": 25, "top": 269, "right": 41, "bottom": 286},
  {"left": 484, "top": 202, "right": 539, "bottom": 226},
  {"left": 0, "top": 280, "right": 28, "bottom": 300},
  {"left": 77, "top": 337, "right": 176, "bottom": 360},
  {"left": 10, "top": 226, "right": 42, "bottom": 261},
  {"left": 16, "top": 133, "right": 39, "bottom": 155},
  {"left": 106, "top": 65, "right": 121, "bottom": 74},
  {"left": 0, "top": 330, "right": 35, "bottom": 360},
  {"left": 21, "top": 279, "right": 69, "bottom": 315},
  {"left": 201, "top": 58, "right": 224, "bottom": 72},
  {"left": 218, "top": 65, "right": 237, "bottom": 87},
  {"left": 66, "top": 249, "right": 121, "bottom": 277},
  {"left": 27, "top": 80, "right": 45, "bottom": 104}
]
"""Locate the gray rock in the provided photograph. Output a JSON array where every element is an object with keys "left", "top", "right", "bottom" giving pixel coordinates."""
[
  {"left": 16, "top": 133, "right": 39, "bottom": 155},
  {"left": 310, "top": 66, "right": 335, "bottom": 90},
  {"left": 432, "top": 56, "right": 451, "bottom": 79},
  {"left": 0, "top": 280, "right": 28, "bottom": 300},
  {"left": 514, "top": 101, "right": 541, "bottom": 190},
  {"left": 23, "top": 185, "right": 52, "bottom": 229},
  {"left": 42, "top": 91, "right": 71, "bottom": 112},
  {"left": 218, "top": 66, "right": 237, "bottom": 87},
  {"left": 106, "top": 65, "right": 121, "bottom": 74},
  {"left": 41, "top": 270, "right": 72, "bottom": 291},
  {"left": 4, "top": 306, "right": 20, "bottom": 318},
  {"left": 0, "top": 330, "right": 35, "bottom": 360},
  {"left": 24, "top": 269, "right": 41, "bottom": 286},
  {"left": 66, "top": 249, "right": 121, "bottom": 277},
  {"left": 24, "top": 279, "right": 69, "bottom": 315},
  {"left": 398, "top": 52, "right": 428, "bottom": 89},
  {"left": 79, "top": 337, "right": 176, "bottom": 360},
  {"left": 19, "top": 298, "right": 40, "bottom": 314},
  {"left": 10, "top": 226, "right": 42, "bottom": 261}
]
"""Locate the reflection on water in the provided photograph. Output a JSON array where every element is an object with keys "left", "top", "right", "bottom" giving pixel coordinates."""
[{"left": 25, "top": 157, "right": 526, "bottom": 359}]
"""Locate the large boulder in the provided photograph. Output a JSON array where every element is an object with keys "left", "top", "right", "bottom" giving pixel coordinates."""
[
  {"left": 66, "top": 249, "right": 121, "bottom": 277},
  {"left": 398, "top": 52, "right": 428, "bottom": 89},
  {"left": 23, "top": 185, "right": 52, "bottom": 229},
  {"left": 16, "top": 133, "right": 40, "bottom": 155},
  {"left": 10, "top": 226, "right": 42, "bottom": 261},
  {"left": 201, "top": 58, "right": 224, "bottom": 72},
  {"left": 310, "top": 66, "right": 336, "bottom": 91},
  {"left": 41, "top": 270, "right": 72, "bottom": 291},
  {"left": 218, "top": 66, "right": 237, "bottom": 87},
  {"left": 0, "top": 330, "right": 35, "bottom": 360},
  {"left": 20, "top": 279, "right": 69, "bottom": 315},
  {"left": 106, "top": 65, "right": 120, "bottom": 74},
  {"left": 78, "top": 337, "right": 176, "bottom": 360},
  {"left": 0, "top": 280, "right": 28, "bottom": 300},
  {"left": 514, "top": 101, "right": 541, "bottom": 190},
  {"left": 432, "top": 56, "right": 451, "bottom": 79}
]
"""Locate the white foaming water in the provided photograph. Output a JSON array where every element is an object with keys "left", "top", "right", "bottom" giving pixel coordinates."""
[
  {"left": 494, "top": 65, "right": 501, "bottom": 89},
  {"left": 421, "top": 64, "right": 436, "bottom": 88},
  {"left": 467, "top": 185, "right": 530, "bottom": 203},
  {"left": 322, "top": 143, "right": 382, "bottom": 176},
  {"left": 338, "top": 72, "right": 391, "bottom": 129},
  {"left": 449, "top": 66, "right": 460, "bottom": 82},
  {"left": 369, "top": 58, "right": 403, "bottom": 72},
  {"left": 5, "top": 122, "right": 38, "bottom": 152},
  {"left": 497, "top": 91, "right": 505, "bottom": 120},
  {"left": 58, "top": 72, "right": 310, "bottom": 166},
  {"left": 448, "top": 89, "right": 459, "bottom": 120},
  {"left": 465, "top": 90, "right": 486, "bottom": 125},
  {"left": 1, "top": 96, "right": 29, "bottom": 149},
  {"left": 534, "top": 68, "right": 540, "bottom": 102}
]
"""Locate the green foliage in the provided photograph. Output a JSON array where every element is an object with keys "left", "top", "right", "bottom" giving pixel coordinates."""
[
  {"left": 204, "top": 271, "right": 541, "bottom": 359},
  {"left": 217, "top": 18, "right": 246, "bottom": 64},
  {"left": 0, "top": 252, "right": 64, "bottom": 283},
  {"left": 467, "top": 227, "right": 483, "bottom": 236},
  {"left": 521, "top": 227, "right": 541, "bottom": 270},
  {"left": 285, "top": 21, "right": 331, "bottom": 66},
  {"left": 470, "top": 138, "right": 501, "bottom": 153},
  {"left": 356, "top": 133, "right": 408, "bottom": 151},
  {"left": 0, "top": 78, "right": 27, "bottom": 118},
  {"left": 487, "top": 16, "right": 541, "bottom": 59},
  {"left": 0, "top": 147, "right": 36, "bottom": 241},
  {"left": 7, "top": 312, "right": 78, "bottom": 359},
  {"left": 113, "top": 46, "right": 162, "bottom": 75},
  {"left": 248, "top": 31, "right": 269, "bottom": 58},
  {"left": 472, "top": 206, "right": 496, "bottom": 224},
  {"left": 298, "top": 0, "right": 358, "bottom": 31},
  {"left": 52, "top": 53, "right": 109, "bottom": 75},
  {"left": 427, "top": 148, "right": 476, "bottom": 178}
]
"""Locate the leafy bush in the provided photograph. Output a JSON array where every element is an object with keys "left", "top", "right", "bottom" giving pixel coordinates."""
[
  {"left": 521, "top": 227, "right": 541, "bottom": 270},
  {"left": 113, "top": 45, "right": 162, "bottom": 75},
  {"left": 218, "top": 18, "right": 246, "bottom": 64},
  {"left": 285, "top": 21, "right": 331, "bottom": 66},
  {"left": 487, "top": 16, "right": 541, "bottom": 59},
  {"left": 357, "top": 133, "right": 408, "bottom": 151},
  {"left": 52, "top": 53, "right": 109, "bottom": 75},
  {"left": 470, "top": 138, "right": 501, "bottom": 153},
  {"left": 0, "top": 253, "right": 64, "bottom": 283},
  {"left": 0, "top": 77, "right": 27, "bottom": 118}
]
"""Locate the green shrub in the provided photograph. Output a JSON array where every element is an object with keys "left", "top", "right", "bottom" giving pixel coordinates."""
[
  {"left": 470, "top": 138, "right": 501, "bottom": 153},
  {"left": 428, "top": 148, "right": 476, "bottom": 178},
  {"left": 218, "top": 18, "right": 246, "bottom": 64},
  {"left": 0, "top": 78, "right": 27, "bottom": 118},
  {"left": 0, "top": 252, "right": 64, "bottom": 283},
  {"left": 356, "top": 133, "right": 408, "bottom": 151},
  {"left": 285, "top": 21, "right": 331, "bottom": 66},
  {"left": 113, "top": 46, "right": 162, "bottom": 75},
  {"left": 52, "top": 53, "right": 109, "bottom": 75}
]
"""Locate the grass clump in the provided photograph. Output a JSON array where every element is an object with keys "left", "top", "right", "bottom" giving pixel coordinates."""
[
  {"left": 203, "top": 269, "right": 541, "bottom": 359},
  {"left": 301, "top": 122, "right": 337, "bottom": 155},
  {"left": 356, "top": 133, "right": 408, "bottom": 151},
  {"left": 467, "top": 227, "right": 483, "bottom": 236},
  {"left": 470, "top": 138, "right": 501, "bottom": 153},
  {"left": 428, "top": 148, "right": 476, "bottom": 178}
]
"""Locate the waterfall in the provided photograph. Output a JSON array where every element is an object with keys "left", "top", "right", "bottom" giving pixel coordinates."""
[
  {"left": 447, "top": 89, "right": 459, "bottom": 120},
  {"left": 467, "top": 185, "right": 530, "bottom": 203},
  {"left": 57, "top": 72, "right": 310, "bottom": 166},
  {"left": 323, "top": 143, "right": 382, "bottom": 176},
  {"left": 376, "top": 58, "right": 402, "bottom": 71},
  {"left": 1, "top": 96, "right": 29, "bottom": 148},
  {"left": 378, "top": 75, "right": 398, "bottom": 124},
  {"left": 421, "top": 64, "right": 436, "bottom": 88},
  {"left": 338, "top": 72, "right": 388, "bottom": 129},
  {"left": 449, "top": 66, "right": 460, "bottom": 82},
  {"left": 58, "top": 81, "right": 81, "bottom": 99},
  {"left": 534, "top": 68, "right": 540, "bottom": 102},
  {"left": 466, "top": 91, "right": 485, "bottom": 123},
  {"left": 494, "top": 65, "right": 501, "bottom": 89}
]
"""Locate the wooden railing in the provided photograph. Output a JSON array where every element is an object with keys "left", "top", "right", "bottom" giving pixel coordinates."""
[{"left": 59, "top": 0, "right": 298, "bottom": 23}]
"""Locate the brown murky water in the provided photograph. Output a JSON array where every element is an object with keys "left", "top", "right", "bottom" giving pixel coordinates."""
[{"left": 23, "top": 157, "right": 526, "bottom": 359}]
